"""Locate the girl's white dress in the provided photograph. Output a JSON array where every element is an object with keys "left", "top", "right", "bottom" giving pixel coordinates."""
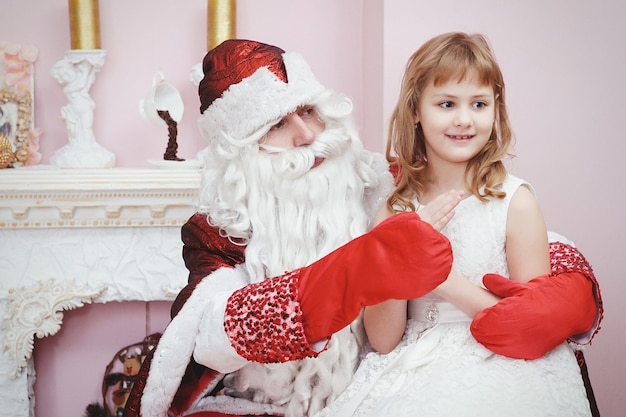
[{"left": 315, "top": 175, "right": 592, "bottom": 417}]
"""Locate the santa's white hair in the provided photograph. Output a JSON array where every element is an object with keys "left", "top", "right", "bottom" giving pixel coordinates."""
[
  {"left": 197, "top": 89, "right": 379, "bottom": 279},
  {"left": 195, "top": 90, "right": 379, "bottom": 416}
]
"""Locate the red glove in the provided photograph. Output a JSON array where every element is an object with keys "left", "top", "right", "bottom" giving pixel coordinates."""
[
  {"left": 225, "top": 212, "right": 452, "bottom": 363},
  {"left": 470, "top": 242, "right": 602, "bottom": 360}
]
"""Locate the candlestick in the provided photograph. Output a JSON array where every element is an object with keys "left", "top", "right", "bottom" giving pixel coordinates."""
[
  {"left": 192, "top": 0, "right": 236, "bottom": 87},
  {"left": 207, "top": 0, "right": 236, "bottom": 52},
  {"left": 69, "top": 0, "right": 101, "bottom": 50}
]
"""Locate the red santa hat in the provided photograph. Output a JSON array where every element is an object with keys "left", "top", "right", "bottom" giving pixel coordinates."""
[{"left": 197, "top": 39, "right": 326, "bottom": 149}]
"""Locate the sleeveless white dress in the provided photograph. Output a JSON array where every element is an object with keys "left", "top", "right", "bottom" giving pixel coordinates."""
[{"left": 315, "top": 175, "right": 592, "bottom": 417}]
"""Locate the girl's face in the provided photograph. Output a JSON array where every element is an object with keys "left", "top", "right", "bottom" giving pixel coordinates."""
[{"left": 415, "top": 74, "right": 495, "bottom": 167}]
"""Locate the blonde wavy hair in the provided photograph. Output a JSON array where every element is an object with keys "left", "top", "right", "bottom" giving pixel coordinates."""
[{"left": 386, "top": 32, "right": 514, "bottom": 212}]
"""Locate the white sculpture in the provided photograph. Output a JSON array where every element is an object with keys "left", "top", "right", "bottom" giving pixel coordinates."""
[{"left": 50, "top": 50, "right": 115, "bottom": 168}]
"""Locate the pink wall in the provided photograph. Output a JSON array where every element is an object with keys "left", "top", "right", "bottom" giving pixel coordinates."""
[
  {"left": 5, "top": 0, "right": 625, "bottom": 416},
  {"left": 33, "top": 302, "right": 173, "bottom": 415}
]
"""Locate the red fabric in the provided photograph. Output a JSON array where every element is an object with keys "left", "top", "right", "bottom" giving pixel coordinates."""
[
  {"left": 199, "top": 39, "right": 287, "bottom": 113},
  {"left": 470, "top": 241, "right": 602, "bottom": 360},
  {"left": 123, "top": 347, "right": 153, "bottom": 417},
  {"left": 224, "top": 212, "right": 452, "bottom": 362},
  {"left": 124, "top": 214, "right": 246, "bottom": 417},
  {"left": 170, "top": 363, "right": 223, "bottom": 415},
  {"left": 126, "top": 210, "right": 452, "bottom": 414},
  {"left": 172, "top": 213, "right": 246, "bottom": 317},
  {"left": 575, "top": 350, "right": 601, "bottom": 417},
  {"left": 224, "top": 269, "right": 319, "bottom": 362},
  {"left": 299, "top": 211, "right": 452, "bottom": 342},
  {"left": 388, "top": 159, "right": 401, "bottom": 185}
]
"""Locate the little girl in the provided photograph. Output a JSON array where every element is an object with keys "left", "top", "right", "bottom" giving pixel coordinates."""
[{"left": 315, "top": 32, "right": 592, "bottom": 417}]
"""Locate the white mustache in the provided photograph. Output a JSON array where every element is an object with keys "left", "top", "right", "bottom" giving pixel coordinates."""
[{"left": 258, "top": 128, "right": 350, "bottom": 178}]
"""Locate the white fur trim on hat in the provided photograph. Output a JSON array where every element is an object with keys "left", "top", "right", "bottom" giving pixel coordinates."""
[{"left": 198, "top": 52, "right": 326, "bottom": 151}]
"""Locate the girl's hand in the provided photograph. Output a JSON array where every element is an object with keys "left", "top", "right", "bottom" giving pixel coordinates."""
[{"left": 419, "top": 190, "right": 464, "bottom": 231}]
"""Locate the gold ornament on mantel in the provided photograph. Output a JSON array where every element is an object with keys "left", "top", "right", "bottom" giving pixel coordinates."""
[
  {"left": 68, "top": 0, "right": 101, "bottom": 50},
  {"left": 0, "top": 133, "right": 16, "bottom": 169},
  {"left": 0, "top": 87, "right": 39, "bottom": 168}
]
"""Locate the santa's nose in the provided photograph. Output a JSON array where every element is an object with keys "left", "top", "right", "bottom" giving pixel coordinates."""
[{"left": 285, "top": 114, "right": 316, "bottom": 147}]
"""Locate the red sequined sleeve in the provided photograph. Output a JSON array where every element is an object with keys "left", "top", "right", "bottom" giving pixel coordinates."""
[{"left": 171, "top": 213, "right": 246, "bottom": 317}]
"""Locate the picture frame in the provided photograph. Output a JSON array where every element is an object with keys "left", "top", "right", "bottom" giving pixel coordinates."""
[{"left": 0, "top": 42, "right": 41, "bottom": 167}]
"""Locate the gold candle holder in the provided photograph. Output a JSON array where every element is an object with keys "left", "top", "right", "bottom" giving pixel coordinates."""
[
  {"left": 207, "top": 0, "right": 236, "bottom": 51},
  {"left": 69, "top": 0, "right": 101, "bottom": 50}
]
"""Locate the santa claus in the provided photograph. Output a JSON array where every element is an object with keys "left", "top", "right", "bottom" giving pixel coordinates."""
[{"left": 124, "top": 39, "right": 602, "bottom": 417}]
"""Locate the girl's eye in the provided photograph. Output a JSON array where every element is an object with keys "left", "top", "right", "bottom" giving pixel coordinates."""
[
  {"left": 439, "top": 101, "right": 454, "bottom": 109},
  {"left": 473, "top": 101, "right": 488, "bottom": 109}
]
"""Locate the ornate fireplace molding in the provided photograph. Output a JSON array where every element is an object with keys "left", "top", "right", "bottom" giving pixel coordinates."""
[
  {"left": 3, "top": 279, "right": 104, "bottom": 377},
  {"left": 0, "top": 167, "right": 200, "bottom": 228},
  {"left": 0, "top": 167, "right": 201, "bottom": 417}
]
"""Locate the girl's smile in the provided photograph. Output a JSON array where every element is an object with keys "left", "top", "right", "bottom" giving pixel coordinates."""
[{"left": 415, "top": 74, "right": 495, "bottom": 167}]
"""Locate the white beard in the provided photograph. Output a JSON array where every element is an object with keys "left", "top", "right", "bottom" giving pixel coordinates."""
[
  {"left": 221, "top": 124, "right": 373, "bottom": 417},
  {"left": 195, "top": 103, "right": 383, "bottom": 416},
  {"left": 241, "top": 124, "right": 371, "bottom": 280}
]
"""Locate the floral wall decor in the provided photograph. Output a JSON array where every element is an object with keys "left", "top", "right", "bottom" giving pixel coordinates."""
[{"left": 0, "top": 42, "right": 41, "bottom": 168}]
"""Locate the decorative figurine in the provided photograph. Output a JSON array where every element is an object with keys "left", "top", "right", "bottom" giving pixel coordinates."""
[
  {"left": 140, "top": 72, "right": 185, "bottom": 163},
  {"left": 50, "top": 50, "right": 115, "bottom": 168}
]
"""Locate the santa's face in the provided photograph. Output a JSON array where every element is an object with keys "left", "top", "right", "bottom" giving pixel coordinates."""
[
  {"left": 242, "top": 113, "right": 369, "bottom": 279},
  {"left": 197, "top": 92, "right": 376, "bottom": 281},
  {"left": 259, "top": 105, "right": 326, "bottom": 169}
]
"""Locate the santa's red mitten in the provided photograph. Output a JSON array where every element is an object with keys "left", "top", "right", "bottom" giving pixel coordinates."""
[
  {"left": 470, "top": 242, "right": 602, "bottom": 360},
  {"left": 225, "top": 212, "right": 453, "bottom": 363}
]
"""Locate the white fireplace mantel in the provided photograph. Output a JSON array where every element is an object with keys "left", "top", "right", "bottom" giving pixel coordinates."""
[{"left": 0, "top": 166, "right": 201, "bottom": 417}]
